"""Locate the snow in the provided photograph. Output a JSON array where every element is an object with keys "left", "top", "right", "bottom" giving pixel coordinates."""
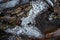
[
  {"left": 5, "top": 26, "right": 23, "bottom": 35},
  {"left": 6, "top": 25, "right": 43, "bottom": 38},
  {"left": 23, "top": 25, "right": 43, "bottom": 38},
  {"left": 21, "top": 0, "right": 49, "bottom": 25},
  {"left": 0, "top": 0, "right": 19, "bottom": 9},
  {"left": 5, "top": 0, "right": 49, "bottom": 38},
  {"left": 0, "top": 0, "right": 30, "bottom": 9}
]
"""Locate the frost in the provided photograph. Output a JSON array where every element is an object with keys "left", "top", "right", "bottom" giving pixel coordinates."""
[
  {"left": 0, "top": 0, "right": 19, "bottom": 9},
  {"left": 21, "top": 0, "right": 49, "bottom": 25},
  {"left": 5, "top": 25, "right": 43, "bottom": 38},
  {"left": 6, "top": 0, "right": 49, "bottom": 38},
  {"left": 5, "top": 26, "right": 23, "bottom": 35},
  {"left": 20, "top": 1, "right": 49, "bottom": 38},
  {"left": 23, "top": 25, "right": 43, "bottom": 38},
  {"left": 0, "top": 0, "right": 30, "bottom": 9}
]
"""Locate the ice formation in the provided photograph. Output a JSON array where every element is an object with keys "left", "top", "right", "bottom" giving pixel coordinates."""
[
  {"left": 5, "top": 0, "right": 54, "bottom": 39},
  {"left": 0, "top": 0, "right": 19, "bottom": 9},
  {"left": 0, "top": 0, "right": 30, "bottom": 9},
  {"left": 21, "top": 0, "right": 49, "bottom": 25},
  {"left": 0, "top": 0, "right": 53, "bottom": 9},
  {"left": 6, "top": 25, "right": 43, "bottom": 38}
]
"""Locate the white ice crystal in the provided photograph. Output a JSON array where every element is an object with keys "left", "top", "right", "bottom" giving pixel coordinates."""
[
  {"left": 20, "top": 1, "right": 49, "bottom": 38},
  {"left": 21, "top": 0, "right": 49, "bottom": 25},
  {"left": 5, "top": 25, "right": 43, "bottom": 38},
  {"left": 5, "top": 26, "right": 23, "bottom": 35},
  {"left": 6, "top": 0, "right": 49, "bottom": 38},
  {"left": 0, "top": 0, "right": 30, "bottom": 9},
  {"left": 23, "top": 25, "right": 43, "bottom": 38},
  {"left": 0, "top": 0, "right": 19, "bottom": 9}
]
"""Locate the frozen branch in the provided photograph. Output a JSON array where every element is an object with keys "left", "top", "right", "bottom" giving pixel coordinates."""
[{"left": 21, "top": 0, "right": 49, "bottom": 26}]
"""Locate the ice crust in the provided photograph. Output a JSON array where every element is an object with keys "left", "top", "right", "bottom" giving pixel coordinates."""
[{"left": 5, "top": 0, "right": 49, "bottom": 38}]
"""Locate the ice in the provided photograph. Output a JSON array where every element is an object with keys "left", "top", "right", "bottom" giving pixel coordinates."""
[
  {"left": 6, "top": 0, "right": 49, "bottom": 38},
  {"left": 21, "top": 0, "right": 49, "bottom": 25},
  {"left": 0, "top": 0, "right": 19, "bottom": 9},
  {"left": 6, "top": 25, "right": 43, "bottom": 38}
]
